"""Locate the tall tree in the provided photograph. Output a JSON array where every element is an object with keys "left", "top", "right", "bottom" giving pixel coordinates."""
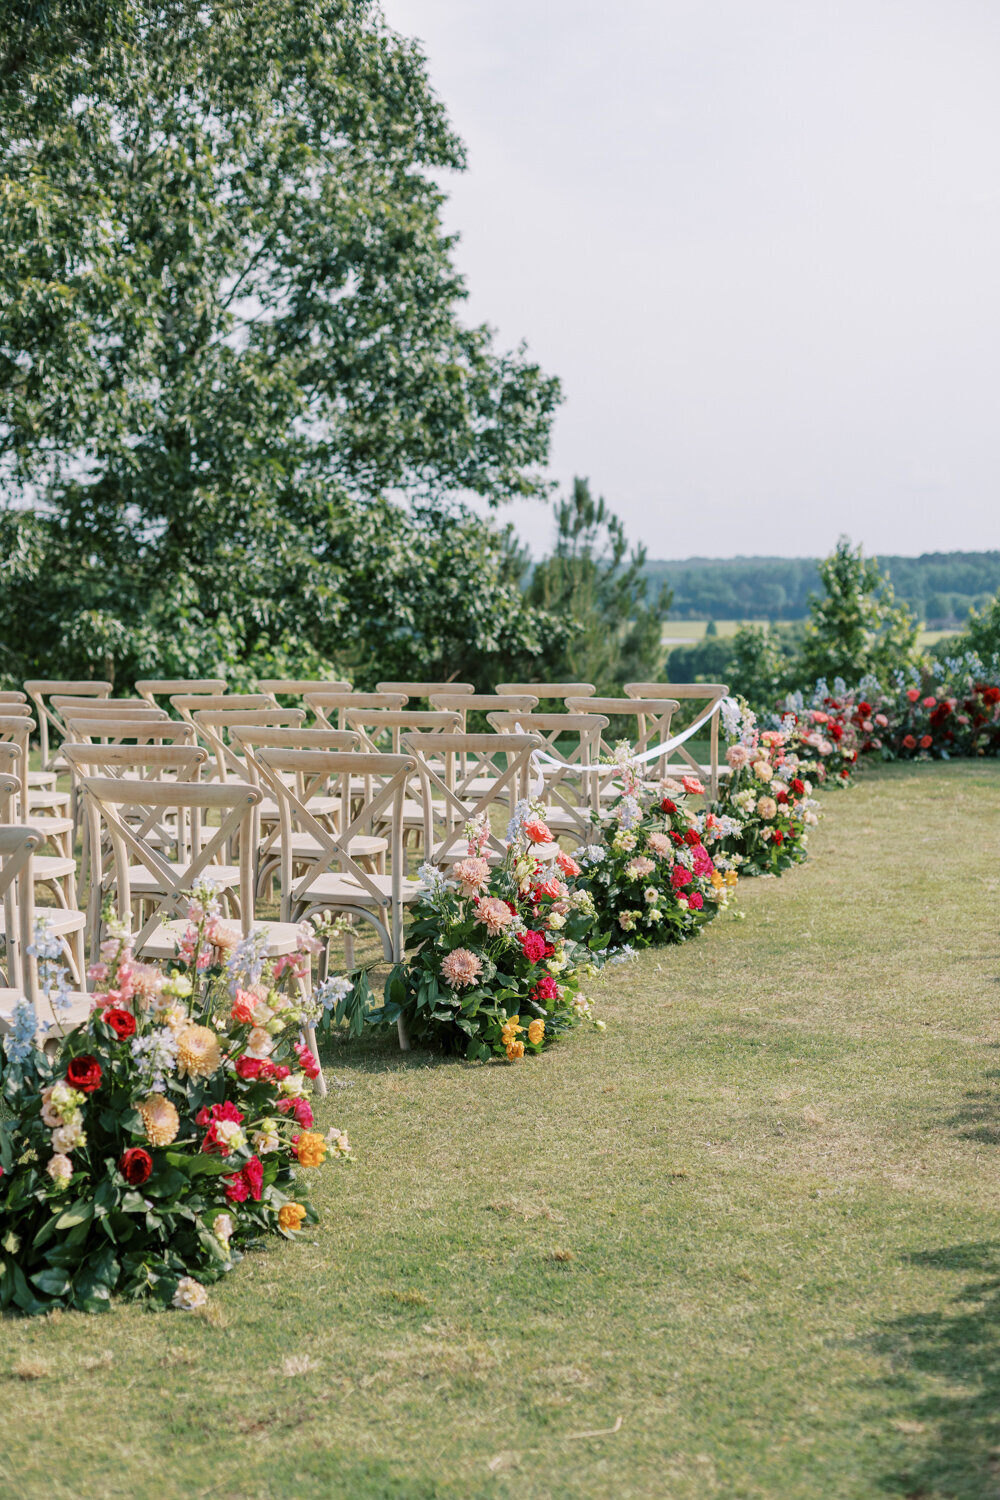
[
  {"left": 0, "top": 0, "right": 560, "bottom": 682},
  {"left": 799, "top": 537, "right": 917, "bottom": 685},
  {"left": 525, "top": 478, "right": 672, "bottom": 692}
]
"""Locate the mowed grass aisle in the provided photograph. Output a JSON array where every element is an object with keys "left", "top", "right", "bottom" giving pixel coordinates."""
[{"left": 3, "top": 763, "right": 1000, "bottom": 1500}]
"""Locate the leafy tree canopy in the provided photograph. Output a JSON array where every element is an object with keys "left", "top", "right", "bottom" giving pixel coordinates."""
[{"left": 0, "top": 0, "right": 560, "bottom": 683}]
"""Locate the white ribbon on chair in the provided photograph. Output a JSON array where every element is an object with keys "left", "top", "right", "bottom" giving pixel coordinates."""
[{"left": 515, "top": 696, "right": 725, "bottom": 783}]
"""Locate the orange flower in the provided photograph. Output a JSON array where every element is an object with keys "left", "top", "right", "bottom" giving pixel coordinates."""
[
  {"left": 278, "top": 1202, "right": 306, "bottom": 1232},
  {"left": 294, "top": 1131, "right": 327, "bottom": 1168},
  {"left": 527, "top": 1019, "right": 545, "bottom": 1045},
  {"left": 505, "top": 1040, "right": 525, "bottom": 1060}
]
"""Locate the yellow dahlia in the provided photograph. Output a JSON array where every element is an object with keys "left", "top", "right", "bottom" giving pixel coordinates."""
[
  {"left": 527, "top": 1019, "right": 545, "bottom": 1045},
  {"left": 138, "top": 1093, "right": 180, "bottom": 1146},
  {"left": 278, "top": 1202, "right": 307, "bottom": 1232},
  {"left": 505, "top": 1040, "right": 525, "bottom": 1061},
  {"left": 175, "top": 1025, "right": 223, "bottom": 1080}
]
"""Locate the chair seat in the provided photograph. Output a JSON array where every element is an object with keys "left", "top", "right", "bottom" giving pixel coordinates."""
[
  {"left": 27, "top": 814, "right": 74, "bottom": 837},
  {"left": 33, "top": 854, "right": 77, "bottom": 879},
  {"left": 0, "top": 907, "right": 85, "bottom": 939},
  {"left": 26, "top": 770, "right": 58, "bottom": 789},
  {"left": 292, "top": 872, "right": 423, "bottom": 907},
  {"left": 26, "top": 789, "right": 71, "bottom": 813},
  {"left": 126, "top": 862, "right": 242, "bottom": 894},
  {"left": 264, "top": 832, "right": 388, "bottom": 861},
  {"left": 138, "top": 917, "right": 314, "bottom": 961},
  {"left": 0, "top": 989, "right": 92, "bottom": 1038}
]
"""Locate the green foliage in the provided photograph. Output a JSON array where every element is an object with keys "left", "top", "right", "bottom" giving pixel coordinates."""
[
  {"left": 0, "top": 0, "right": 559, "bottom": 686},
  {"left": 798, "top": 538, "right": 918, "bottom": 686},
  {"left": 525, "top": 477, "right": 672, "bottom": 693},
  {"left": 946, "top": 592, "right": 1000, "bottom": 669}
]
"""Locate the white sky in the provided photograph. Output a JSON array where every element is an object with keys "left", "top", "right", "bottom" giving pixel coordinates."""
[{"left": 382, "top": 0, "right": 1000, "bottom": 560}]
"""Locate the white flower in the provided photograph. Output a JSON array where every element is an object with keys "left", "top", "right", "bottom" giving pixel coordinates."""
[
  {"left": 46, "top": 1154, "right": 73, "bottom": 1188},
  {"left": 325, "top": 1128, "right": 352, "bottom": 1157},
  {"left": 172, "top": 1277, "right": 209, "bottom": 1311},
  {"left": 51, "top": 1119, "right": 86, "bottom": 1153},
  {"left": 252, "top": 1120, "right": 281, "bottom": 1155},
  {"left": 246, "top": 1026, "right": 274, "bottom": 1059},
  {"left": 214, "top": 1119, "right": 247, "bottom": 1153},
  {"left": 214, "top": 1213, "right": 234, "bottom": 1244},
  {"left": 314, "top": 975, "right": 352, "bottom": 1011},
  {"left": 278, "top": 1072, "right": 308, "bottom": 1099}
]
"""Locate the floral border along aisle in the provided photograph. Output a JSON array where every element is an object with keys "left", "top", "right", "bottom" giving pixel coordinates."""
[{"left": 0, "top": 884, "right": 352, "bottom": 1317}]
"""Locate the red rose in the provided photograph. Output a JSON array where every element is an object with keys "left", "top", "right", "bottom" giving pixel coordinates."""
[
  {"left": 919, "top": 734, "right": 933, "bottom": 749},
  {"left": 120, "top": 1147, "right": 152, "bottom": 1186},
  {"left": 775, "top": 789, "right": 789, "bottom": 805},
  {"left": 683, "top": 828, "right": 700, "bottom": 847},
  {"left": 104, "top": 1007, "right": 136, "bottom": 1040},
  {"left": 243, "top": 1155, "right": 263, "bottom": 1201},
  {"left": 660, "top": 797, "right": 677, "bottom": 814},
  {"left": 224, "top": 1173, "right": 249, "bottom": 1203},
  {"left": 839, "top": 768, "right": 850, "bottom": 779},
  {"left": 531, "top": 975, "right": 559, "bottom": 1002},
  {"left": 906, "top": 688, "right": 920, "bottom": 703},
  {"left": 687, "top": 891, "right": 704, "bottom": 910},
  {"left": 773, "top": 830, "right": 784, "bottom": 845},
  {"left": 236, "top": 1056, "right": 264, "bottom": 1081},
  {"left": 902, "top": 734, "right": 917, "bottom": 750},
  {"left": 65, "top": 1054, "right": 102, "bottom": 1094},
  {"left": 791, "top": 778, "right": 805, "bottom": 796},
  {"left": 671, "top": 866, "right": 692, "bottom": 889}
]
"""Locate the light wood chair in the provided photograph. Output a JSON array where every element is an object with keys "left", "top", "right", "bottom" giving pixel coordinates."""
[
  {"left": 343, "top": 709, "right": 463, "bottom": 853},
  {"left": 169, "top": 692, "right": 278, "bottom": 734},
  {"left": 401, "top": 731, "right": 543, "bottom": 865},
  {"left": 487, "top": 711, "right": 609, "bottom": 839},
  {"left": 256, "top": 679, "right": 352, "bottom": 702},
  {"left": 0, "top": 743, "right": 78, "bottom": 912},
  {"left": 254, "top": 747, "right": 421, "bottom": 1051},
  {"left": 624, "top": 682, "right": 730, "bottom": 797},
  {"left": 0, "top": 717, "right": 74, "bottom": 858},
  {"left": 0, "top": 825, "right": 91, "bottom": 1047},
  {"left": 82, "top": 775, "right": 328, "bottom": 1093},
  {"left": 23, "top": 679, "right": 111, "bottom": 773},
  {"left": 0, "top": 691, "right": 27, "bottom": 705}
]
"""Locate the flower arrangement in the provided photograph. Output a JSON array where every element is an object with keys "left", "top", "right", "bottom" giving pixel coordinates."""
[
  {"left": 370, "top": 809, "right": 605, "bottom": 1061},
  {"left": 0, "top": 884, "right": 352, "bottom": 1317},
  {"left": 714, "top": 699, "right": 817, "bottom": 876},
  {"left": 574, "top": 746, "right": 736, "bottom": 947}
]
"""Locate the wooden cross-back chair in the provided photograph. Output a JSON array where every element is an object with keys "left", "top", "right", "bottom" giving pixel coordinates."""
[
  {"left": 228, "top": 725, "right": 382, "bottom": 899},
  {"left": 343, "top": 709, "right": 464, "bottom": 854},
  {"left": 0, "top": 691, "right": 27, "bottom": 705},
  {"left": 0, "top": 743, "right": 78, "bottom": 914},
  {"left": 564, "top": 696, "right": 682, "bottom": 793},
  {"left": 486, "top": 711, "right": 610, "bottom": 839},
  {"left": 426, "top": 695, "right": 539, "bottom": 797},
  {"left": 83, "top": 775, "right": 328, "bottom": 1092},
  {"left": 0, "top": 705, "right": 68, "bottom": 816},
  {"left": 624, "top": 682, "right": 729, "bottom": 797},
  {"left": 0, "top": 717, "right": 74, "bottom": 858},
  {"left": 23, "top": 679, "right": 111, "bottom": 773},
  {"left": 400, "top": 730, "right": 543, "bottom": 865},
  {"left": 255, "top": 747, "right": 421, "bottom": 1051},
  {"left": 169, "top": 692, "right": 277, "bottom": 736},
  {"left": 303, "top": 691, "right": 407, "bottom": 732},
  {"left": 191, "top": 707, "right": 307, "bottom": 784},
  {"left": 256, "top": 679, "right": 352, "bottom": 703},
  {"left": 63, "top": 743, "right": 209, "bottom": 947},
  {"left": 0, "top": 824, "right": 92, "bottom": 1045},
  {"left": 135, "top": 678, "right": 227, "bottom": 709}
]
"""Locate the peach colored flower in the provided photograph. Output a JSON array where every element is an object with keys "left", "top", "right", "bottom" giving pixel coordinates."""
[
  {"left": 681, "top": 775, "right": 704, "bottom": 795},
  {"left": 647, "top": 832, "right": 672, "bottom": 859},
  {"left": 625, "top": 856, "right": 656, "bottom": 880},
  {"left": 175, "top": 1025, "right": 223, "bottom": 1079},
  {"left": 756, "top": 796, "right": 777, "bottom": 820},
  {"left": 441, "top": 948, "right": 483, "bottom": 989},
  {"left": 524, "top": 817, "right": 552, "bottom": 844},
  {"left": 452, "top": 857, "right": 492, "bottom": 896},
  {"left": 138, "top": 1093, "right": 180, "bottom": 1147},
  {"left": 727, "top": 744, "right": 751, "bottom": 770},
  {"left": 475, "top": 896, "right": 513, "bottom": 935}
]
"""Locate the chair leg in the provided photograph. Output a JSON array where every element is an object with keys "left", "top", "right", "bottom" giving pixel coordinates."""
[
  {"left": 397, "top": 1013, "right": 410, "bottom": 1051},
  {"left": 295, "top": 970, "right": 327, "bottom": 1099}
]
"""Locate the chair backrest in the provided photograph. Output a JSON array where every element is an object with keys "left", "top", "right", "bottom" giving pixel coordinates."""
[
  {"left": 23, "top": 680, "right": 112, "bottom": 768},
  {"left": 495, "top": 682, "right": 596, "bottom": 702},
  {"left": 303, "top": 691, "right": 407, "bottom": 731},
  {"left": 255, "top": 747, "right": 414, "bottom": 911},
  {"left": 0, "top": 745, "right": 23, "bottom": 816},
  {"left": 487, "top": 711, "right": 610, "bottom": 833},
  {"left": 135, "top": 678, "right": 227, "bottom": 707},
  {"left": 191, "top": 708, "right": 306, "bottom": 782},
  {"left": 82, "top": 775, "right": 262, "bottom": 952},
  {"left": 565, "top": 696, "right": 680, "bottom": 777},
  {"left": 60, "top": 712, "right": 180, "bottom": 752},
  {"left": 256, "top": 679, "right": 352, "bottom": 699},
  {"left": 0, "top": 703, "right": 32, "bottom": 717},
  {"left": 428, "top": 693, "right": 538, "bottom": 718},
  {"left": 375, "top": 681, "right": 475, "bottom": 705},
  {"left": 0, "top": 823, "right": 45, "bottom": 998},
  {"left": 401, "top": 731, "right": 542, "bottom": 863},
  {"left": 52, "top": 696, "right": 157, "bottom": 713},
  {"left": 0, "top": 691, "right": 28, "bottom": 706},
  {"left": 0, "top": 774, "right": 18, "bottom": 820},
  {"left": 169, "top": 692, "right": 276, "bottom": 728},
  {"left": 62, "top": 743, "right": 208, "bottom": 782},
  {"left": 343, "top": 709, "right": 462, "bottom": 754},
  {"left": 624, "top": 681, "right": 729, "bottom": 794}
]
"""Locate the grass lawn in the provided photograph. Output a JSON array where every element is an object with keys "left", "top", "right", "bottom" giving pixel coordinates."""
[
  {"left": 660, "top": 620, "right": 958, "bottom": 651},
  {"left": 4, "top": 760, "right": 1000, "bottom": 1499}
]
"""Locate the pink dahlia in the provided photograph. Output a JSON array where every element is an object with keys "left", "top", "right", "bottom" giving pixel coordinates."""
[
  {"left": 452, "top": 857, "right": 491, "bottom": 896},
  {"left": 441, "top": 948, "right": 483, "bottom": 989},
  {"left": 475, "top": 896, "right": 513, "bottom": 935}
]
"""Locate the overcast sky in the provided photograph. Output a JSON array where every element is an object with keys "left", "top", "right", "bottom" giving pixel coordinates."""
[{"left": 382, "top": 0, "right": 1000, "bottom": 560}]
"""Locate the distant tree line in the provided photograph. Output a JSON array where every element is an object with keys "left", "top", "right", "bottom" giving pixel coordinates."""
[{"left": 644, "top": 553, "right": 1000, "bottom": 625}]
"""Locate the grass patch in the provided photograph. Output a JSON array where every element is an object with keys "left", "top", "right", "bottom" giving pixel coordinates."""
[{"left": 3, "top": 761, "right": 1000, "bottom": 1497}]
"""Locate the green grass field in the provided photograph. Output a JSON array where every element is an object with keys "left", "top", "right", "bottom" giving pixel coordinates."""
[
  {"left": 4, "top": 760, "right": 1000, "bottom": 1499},
  {"left": 661, "top": 619, "right": 957, "bottom": 650}
]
